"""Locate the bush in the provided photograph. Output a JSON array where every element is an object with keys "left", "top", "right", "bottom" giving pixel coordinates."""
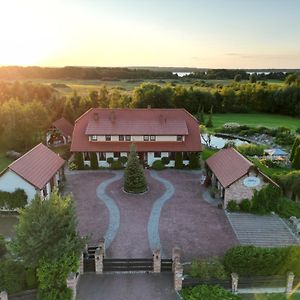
[
  {"left": 0, "top": 235, "right": 6, "bottom": 259},
  {"left": 161, "top": 156, "right": 170, "bottom": 165},
  {"left": 110, "top": 160, "right": 123, "bottom": 170},
  {"left": 0, "top": 189, "right": 27, "bottom": 210},
  {"left": 237, "top": 144, "right": 264, "bottom": 156},
  {"left": 74, "top": 153, "right": 84, "bottom": 170},
  {"left": 188, "top": 152, "right": 200, "bottom": 169},
  {"left": 152, "top": 160, "right": 165, "bottom": 170},
  {"left": 239, "top": 199, "right": 252, "bottom": 212},
  {"left": 227, "top": 200, "right": 239, "bottom": 212},
  {"left": 106, "top": 157, "right": 114, "bottom": 166},
  {"left": 190, "top": 257, "right": 227, "bottom": 280},
  {"left": 90, "top": 152, "right": 98, "bottom": 169},
  {"left": 181, "top": 285, "right": 241, "bottom": 300},
  {"left": 68, "top": 162, "right": 78, "bottom": 170},
  {"left": 224, "top": 245, "right": 300, "bottom": 276},
  {"left": 175, "top": 152, "right": 184, "bottom": 169},
  {"left": 208, "top": 186, "right": 218, "bottom": 198},
  {"left": 118, "top": 156, "right": 128, "bottom": 166}
]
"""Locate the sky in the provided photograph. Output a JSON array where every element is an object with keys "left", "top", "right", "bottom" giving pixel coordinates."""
[{"left": 1, "top": 0, "right": 300, "bottom": 68}]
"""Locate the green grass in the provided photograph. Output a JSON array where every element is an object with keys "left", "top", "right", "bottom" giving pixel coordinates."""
[
  {"left": 208, "top": 113, "right": 300, "bottom": 131},
  {"left": 250, "top": 158, "right": 291, "bottom": 178},
  {"left": 0, "top": 152, "right": 12, "bottom": 172},
  {"left": 241, "top": 293, "right": 300, "bottom": 300},
  {"left": 201, "top": 147, "right": 218, "bottom": 160}
]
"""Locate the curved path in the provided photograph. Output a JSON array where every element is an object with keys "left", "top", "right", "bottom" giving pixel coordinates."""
[
  {"left": 148, "top": 171, "right": 175, "bottom": 256},
  {"left": 96, "top": 171, "right": 123, "bottom": 249}
]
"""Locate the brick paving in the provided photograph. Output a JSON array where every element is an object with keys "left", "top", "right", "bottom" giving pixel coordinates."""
[{"left": 226, "top": 212, "right": 299, "bottom": 247}]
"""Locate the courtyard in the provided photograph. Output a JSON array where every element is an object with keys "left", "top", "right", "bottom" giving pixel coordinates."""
[{"left": 66, "top": 169, "right": 238, "bottom": 261}]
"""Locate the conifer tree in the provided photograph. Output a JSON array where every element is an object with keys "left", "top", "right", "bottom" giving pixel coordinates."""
[
  {"left": 90, "top": 152, "right": 98, "bottom": 169},
  {"left": 291, "top": 137, "right": 300, "bottom": 162},
  {"left": 292, "top": 146, "right": 300, "bottom": 170},
  {"left": 74, "top": 152, "right": 84, "bottom": 170}
]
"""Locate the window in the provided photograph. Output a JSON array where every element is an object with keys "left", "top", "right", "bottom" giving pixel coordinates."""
[
  {"left": 143, "top": 135, "right": 149, "bottom": 141},
  {"left": 98, "top": 152, "right": 106, "bottom": 161},
  {"left": 91, "top": 135, "right": 97, "bottom": 141},
  {"left": 114, "top": 152, "right": 120, "bottom": 158},
  {"left": 154, "top": 152, "right": 161, "bottom": 158},
  {"left": 125, "top": 135, "right": 131, "bottom": 141},
  {"left": 105, "top": 135, "right": 111, "bottom": 141},
  {"left": 150, "top": 135, "right": 156, "bottom": 141},
  {"left": 177, "top": 135, "right": 183, "bottom": 141},
  {"left": 119, "top": 135, "right": 124, "bottom": 141}
]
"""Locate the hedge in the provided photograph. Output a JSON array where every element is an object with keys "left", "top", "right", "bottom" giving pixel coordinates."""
[
  {"left": 152, "top": 160, "right": 165, "bottom": 170},
  {"left": 0, "top": 189, "right": 27, "bottom": 210},
  {"left": 224, "top": 245, "right": 300, "bottom": 276}
]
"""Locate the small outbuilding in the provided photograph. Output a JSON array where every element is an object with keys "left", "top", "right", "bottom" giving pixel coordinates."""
[
  {"left": 206, "top": 147, "right": 276, "bottom": 208},
  {"left": 264, "top": 148, "right": 289, "bottom": 162},
  {"left": 0, "top": 143, "right": 65, "bottom": 202},
  {"left": 46, "top": 117, "right": 74, "bottom": 146}
]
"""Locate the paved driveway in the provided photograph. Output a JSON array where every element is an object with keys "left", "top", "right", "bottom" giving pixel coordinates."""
[
  {"left": 66, "top": 169, "right": 238, "bottom": 261},
  {"left": 76, "top": 273, "right": 179, "bottom": 300}
]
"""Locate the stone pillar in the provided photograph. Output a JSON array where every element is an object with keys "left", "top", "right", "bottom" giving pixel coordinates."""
[
  {"left": 286, "top": 272, "right": 295, "bottom": 294},
  {"left": 98, "top": 238, "right": 105, "bottom": 258},
  {"left": 174, "top": 261, "right": 183, "bottom": 291},
  {"left": 153, "top": 249, "right": 161, "bottom": 273},
  {"left": 231, "top": 273, "right": 239, "bottom": 294},
  {"left": 66, "top": 272, "right": 79, "bottom": 300},
  {"left": 172, "top": 247, "right": 181, "bottom": 272},
  {"left": 95, "top": 248, "right": 103, "bottom": 274},
  {"left": 0, "top": 291, "right": 8, "bottom": 300},
  {"left": 79, "top": 252, "right": 84, "bottom": 275}
]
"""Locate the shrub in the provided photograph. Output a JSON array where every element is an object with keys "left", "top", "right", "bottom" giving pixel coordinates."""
[
  {"left": 175, "top": 152, "right": 184, "bottom": 169},
  {"left": 208, "top": 186, "right": 218, "bottom": 198},
  {"left": 292, "top": 146, "right": 300, "bottom": 170},
  {"left": 0, "top": 235, "right": 6, "bottom": 259},
  {"left": 90, "top": 152, "right": 99, "bottom": 169},
  {"left": 106, "top": 157, "right": 114, "bottom": 166},
  {"left": 239, "top": 199, "right": 252, "bottom": 212},
  {"left": 161, "top": 156, "right": 170, "bottom": 165},
  {"left": 181, "top": 285, "right": 241, "bottom": 300},
  {"left": 118, "top": 156, "right": 128, "bottom": 166},
  {"left": 189, "top": 257, "right": 227, "bottom": 280},
  {"left": 124, "top": 144, "right": 147, "bottom": 193},
  {"left": 68, "top": 162, "right": 77, "bottom": 170},
  {"left": 74, "top": 153, "right": 84, "bottom": 170},
  {"left": 0, "top": 189, "right": 27, "bottom": 210},
  {"left": 188, "top": 152, "right": 200, "bottom": 169},
  {"left": 226, "top": 200, "right": 239, "bottom": 212},
  {"left": 290, "top": 137, "right": 300, "bottom": 162},
  {"left": 152, "top": 160, "right": 165, "bottom": 170},
  {"left": 224, "top": 245, "right": 300, "bottom": 276},
  {"left": 110, "top": 160, "right": 123, "bottom": 170},
  {"left": 237, "top": 144, "right": 264, "bottom": 156}
]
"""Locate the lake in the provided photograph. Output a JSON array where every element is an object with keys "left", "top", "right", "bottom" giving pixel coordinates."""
[{"left": 201, "top": 134, "right": 249, "bottom": 149}]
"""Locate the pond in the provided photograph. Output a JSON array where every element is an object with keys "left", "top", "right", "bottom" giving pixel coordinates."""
[
  {"left": 201, "top": 134, "right": 249, "bottom": 149},
  {"left": 0, "top": 213, "right": 18, "bottom": 240}
]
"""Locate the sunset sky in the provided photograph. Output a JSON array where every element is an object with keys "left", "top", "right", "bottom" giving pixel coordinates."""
[{"left": 1, "top": 0, "right": 300, "bottom": 68}]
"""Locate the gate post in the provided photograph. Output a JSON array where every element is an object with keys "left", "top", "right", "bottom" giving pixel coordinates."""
[
  {"left": 0, "top": 291, "right": 8, "bottom": 300},
  {"left": 286, "top": 272, "right": 295, "bottom": 295},
  {"left": 172, "top": 247, "right": 181, "bottom": 272},
  {"left": 95, "top": 248, "right": 103, "bottom": 274},
  {"left": 174, "top": 261, "right": 183, "bottom": 291},
  {"left": 98, "top": 238, "right": 105, "bottom": 258},
  {"left": 231, "top": 273, "right": 239, "bottom": 294},
  {"left": 79, "top": 252, "right": 84, "bottom": 275},
  {"left": 153, "top": 249, "right": 161, "bottom": 273},
  {"left": 66, "top": 272, "right": 79, "bottom": 300}
]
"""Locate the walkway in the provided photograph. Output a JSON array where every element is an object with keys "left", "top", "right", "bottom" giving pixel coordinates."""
[
  {"left": 226, "top": 212, "right": 299, "bottom": 247},
  {"left": 76, "top": 273, "right": 180, "bottom": 300}
]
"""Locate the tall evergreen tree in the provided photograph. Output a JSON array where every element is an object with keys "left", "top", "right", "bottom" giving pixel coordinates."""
[
  {"left": 291, "top": 137, "right": 300, "bottom": 162},
  {"left": 74, "top": 152, "right": 84, "bottom": 170},
  {"left": 175, "top": 152, "right": 184, "bottom": 169},
  {"left": 292, "top": 146, "right": 300, "bottom": 170},
  {"left": 124, "top": 144, "right": 147, "bottom": 193},
  {"left": 206, "top": 106, "right": 213, "bottom": 128},
  {"left": 90, "top": 152, "right": 99, "bottom": 169}
]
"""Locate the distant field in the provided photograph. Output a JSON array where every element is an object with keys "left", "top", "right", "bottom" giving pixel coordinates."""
[
  {"left": 0, "top": 152, "right": 12, "bottom": 172},
  {"left": 208, "top": 113, "right": 300, "bottom": 131}
]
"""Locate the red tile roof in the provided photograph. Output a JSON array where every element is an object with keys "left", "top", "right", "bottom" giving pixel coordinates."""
[
  {"left": 206, "top": 147, "right": 253, "bottom": 188},
  {"left": 71, "top": 108, "right": 202, "bottom": 152},
  {"left": 7, "top": 143, "right": 65, "bottom": 189},
  {"left": 53, "top": 117, "right": 74, "bottom": 137}
]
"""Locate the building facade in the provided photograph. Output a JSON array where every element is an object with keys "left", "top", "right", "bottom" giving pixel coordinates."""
[{"left": 71, "top": 108, "right": 202, "bottom": 167}]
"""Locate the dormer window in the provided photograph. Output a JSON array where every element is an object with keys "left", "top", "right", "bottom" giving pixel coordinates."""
[
  {"left": 105, "top": 135, "right": 111, "bottom": 141},
  {"left": 177, "top": 135, "right": 183, "bottom": 141},
  {"left": 144, "top": 135, "right": 149, "bottom": 141},
  {"left": 91, "top": 135, "right": 97, "bottom": 141},
  {"left": 119, "top": 135, "right": 124, "bottom": 141},
  {"left": 125, "top": 135, "right": 131, "bottom": 141},
  {"left": 150, "top": 135, "right": 156, "bottom": 141}
]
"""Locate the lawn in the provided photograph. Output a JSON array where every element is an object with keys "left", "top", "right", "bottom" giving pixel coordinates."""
[
  {"left": 208, "top": 113, "right": 300, "bottom": 131},
  {"left": 0, "top": 152, "right": 12, "bottom": 172}
]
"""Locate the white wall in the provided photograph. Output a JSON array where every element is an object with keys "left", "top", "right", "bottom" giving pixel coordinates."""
[
  {"left": 0, "top": 170, "right": 37, "bottom": 202},
  {"left": 89, "top": 135, "right": 185, "bottom": 142},
  {"left": 147, "top": 152, "right": 189, "bottom": 167}
]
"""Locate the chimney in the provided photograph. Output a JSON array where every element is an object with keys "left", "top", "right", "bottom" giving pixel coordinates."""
[{"left": 93, "top": 112, "right": 99, "bottom": 121}]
